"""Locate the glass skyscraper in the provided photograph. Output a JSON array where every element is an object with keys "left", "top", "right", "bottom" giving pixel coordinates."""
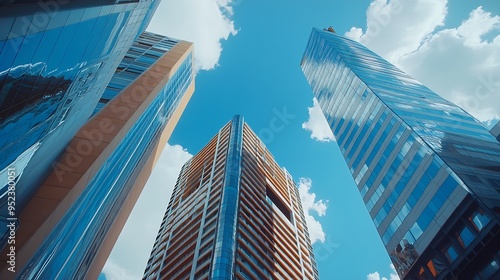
[
  {"left": 0, "top": 0, "right": 161, "bottom": 219},
  {"left": 0, "top": 31, "right": 195, "bottom": 279},
  {"left": 301, "top": 28, "right": 500, "bottom": 279},
  {"left": 143, "top": 115, "right": 319, "bottom": 280}
]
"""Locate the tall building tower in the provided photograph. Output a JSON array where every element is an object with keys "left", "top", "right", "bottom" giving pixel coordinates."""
[
  {"left": 0, "top": 1, "right": 161, "bottom": 222},
  {"left": 0, "top": 0, "right": 160, "bottom": 208},
  {"left": 0, "top": 2, "right": 164, "bottom": 262},
  {"left": 301, "top": 28, "right": 500, "bottom": 279},
  {"left": 0, "top": 31, "right": 195, "bottom": 279},
  {"left": 143, "top": 115, "right": 319, "bottom": 280}
]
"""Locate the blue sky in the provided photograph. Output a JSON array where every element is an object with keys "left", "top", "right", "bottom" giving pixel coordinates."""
[{"left": 102, "top": 1, "right": 500, "bottom": 279}]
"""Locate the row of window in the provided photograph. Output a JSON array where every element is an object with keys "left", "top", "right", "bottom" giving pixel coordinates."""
[
  {"left": 407, "top": 208, "right": 494, "bottom": 279},
  {"left": 25, "top": 47, "right": 193, "bottom": 278},
  {"left": 94, "top": 32, "right": 179, "bottom": 114}
]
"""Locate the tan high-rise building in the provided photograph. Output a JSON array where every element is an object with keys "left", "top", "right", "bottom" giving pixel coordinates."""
[
  {"left": 0, "top": 32, "right": 195, "bottom": 279},
  {"left": 143, "top": 115, "right": 319, "bottom": 280}
]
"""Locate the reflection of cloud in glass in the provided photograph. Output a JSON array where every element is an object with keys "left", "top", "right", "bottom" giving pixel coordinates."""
[
  {"left": 301, "top": 60, "right": 338, "bottom": 103},
  {"left": 0, "top": 142, "right": 40, "bottom": 198},
  {"left": 0, "top": 94, "right": 62, "bottom": 171},
  {"left": 0, "top": 62, "right": 45, "bottom": 78},
  {"left": 0, "top": 60, "right": 103, "bottom": 175},
  {"left": 0, "top": 73, "right": 71, "bottom": 120},
  {"left": 395, "top": 103, "right": 413, "bottom": 110}
]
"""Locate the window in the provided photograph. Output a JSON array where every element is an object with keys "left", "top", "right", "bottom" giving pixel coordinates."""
[
  {"left": 416, "top": 209, "right": 433, "bottom": 231},
  {"left": 471, "top": 211, "right": 491, "bottom": 232},
  {"left": 409, "top": 222, "right": 423, "bottom": 240},
  {"left": 444, "top": 244, "right": 458, "bottom": 263},
  {"left": 265, "top": 186, "right": 291, "bottom": 222},
  {"left": 427, "top": 260, "right": 438, "bottom": 277},
  {"left": 457, "top": 226, "right": 474, "bottom": 248}
]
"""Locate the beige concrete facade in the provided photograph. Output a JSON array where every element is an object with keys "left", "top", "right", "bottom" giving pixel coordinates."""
[
  {"left": 0, "top": 41, "right": 194, "bottom": 279},
  {"left": 142, "top": 119, "right": 319, "bottom": 280}
]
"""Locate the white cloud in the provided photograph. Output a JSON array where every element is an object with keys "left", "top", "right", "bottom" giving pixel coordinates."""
[
  {"left": 457, "top": 7, "right": 500, "bottom": 46},
  {"left": 298, "top": 177, "right": 328, "bottom": 244},
  {"left": 102, "top": 144, "right": 192, "bottom": 280},
  {"left": 346, "top": 1, "right": 500, "bottom": 123},
  {"left": 101, "top": 260, "right": 136, "bottom": 280},
  {"left": 346, "top": 0, "right": 447, "bottom": 64},
  {"left": 367, "top": 264, "right": 400, "bottom": 280},
  {"left": 302, "top": 98, "right": 336, "bottom": 142},
  {"left": 398, "top": 6, "right": 500, "bottom": 123},
  {"left": 147, "top": 0, "right": 238, "bottom": 71},
  {"left": 367, "top": 272, "right": 382, "bottom": 280}
]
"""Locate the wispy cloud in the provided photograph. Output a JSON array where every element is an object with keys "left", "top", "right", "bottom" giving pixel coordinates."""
[
  {"left": 102, "top": 144, "right": 192, "bottom": 280},
  {"left": 346, "top": 0, "right": 500, "bottom": 123},
  {"left": 147, "top": 0, "right": 238, "bottom": 71},
  {"left": 298, "top": 177, "right": 328, "bottom": 244},
  {"left": 302, "top": 98, "right": 336, "bottom": 142},
  {"left": 367, "top": 264, "right": 400, "bottom": 280}
]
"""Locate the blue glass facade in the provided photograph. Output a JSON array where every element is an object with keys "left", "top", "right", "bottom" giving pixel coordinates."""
[
  {"left": 17, "top": 32, "right": 193, "bottom": 279},
  {"left": 211, "top": 115, "right": 243, "bottom": 280},
  {"left": 92, "top": 31, "right": 180, "bottom": 115},
  {"left": 0, "top": 1, "right": 160, "bottom": 217},
  {"left": 301, "top": 28, "right": 500, "bottom": 279}
]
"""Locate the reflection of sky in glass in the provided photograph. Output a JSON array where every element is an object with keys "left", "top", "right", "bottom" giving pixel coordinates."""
[
  {"left": 0, "top": 2, "right": 159, "bottom": 197},
  {"left": 0, "top": 94, "right": 62, "bottom": 169},
  {"left": 20, "top": 48, "right": 193, "bottom": 280},
  {"left": 0, "top": 142, "right": 40, "bottom": 199},
  {"left": 302, "top": 28, "right": 500, "bottom": 280}
]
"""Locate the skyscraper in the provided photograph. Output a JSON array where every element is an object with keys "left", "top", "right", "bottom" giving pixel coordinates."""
[
  {"left": 0, "top": 0, "right": 162, "bottom": 242},
  {"left": 0, "top": 31, "right": 195, "bottom": 279},
  {"left": 143, "top": 115, "right": 319, "bottom": 280},
  {"left": 301, "top": 28, "right": 500, "bottom": 279},
  {"left": 0, "top": 0, "right": 166, "bottom": 225}
]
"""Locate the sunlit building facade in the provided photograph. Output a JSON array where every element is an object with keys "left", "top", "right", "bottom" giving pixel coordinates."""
[
  {"left": 301, "top": 28, "right": 500, "bottom": 279},
  {"left": 0, "top": 31, "right": 195, "bottom": 279},
  {"left": 143, "top": 115, "right": 319, "bottom": 280}
]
